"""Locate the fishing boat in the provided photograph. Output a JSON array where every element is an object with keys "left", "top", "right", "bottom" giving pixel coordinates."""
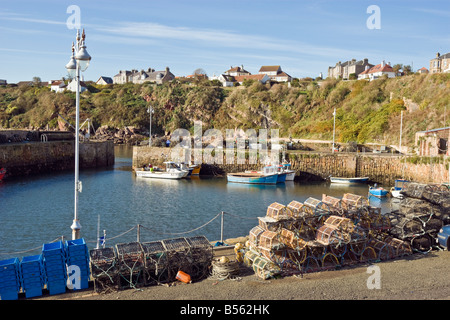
[
  {"left": 135, "top": 162, "right": 188, "bottom": 180},
  {"left": 390, "top": 179, "right": 409, "bottom": 198},
  {"left": 329, "top": 176, "right": 369, "bottom": 184},
  {"left": 227, "top": 172, "right": 279, "bottom": 184},
  {"left": 245, "top": 165, "right": 287, "bottom": 183},
  {"left": 190, "top": 164, "right": 201, "bottom": 175},
  {"left": 279, "top": 163, "right": 295, "bottom": 181},
  {"left": 0, "top": 168, "right": 5, "bottom": 181},
  {"left": 368, "top": 185, "right": 389, "bottom": 198}
]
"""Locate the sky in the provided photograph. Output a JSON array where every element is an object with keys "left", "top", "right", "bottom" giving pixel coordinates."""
[{"left": 0, "top": 0, "right": 449, "bottom": 83}]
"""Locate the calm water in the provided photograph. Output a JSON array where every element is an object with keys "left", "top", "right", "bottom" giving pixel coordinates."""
[{"left": 0, "top": 146, "right": 396, "bottom": 259}]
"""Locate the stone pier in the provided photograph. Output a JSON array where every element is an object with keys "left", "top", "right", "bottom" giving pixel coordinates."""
[{"left": 132, "top": 146, "right": 450, "bottom": 186}]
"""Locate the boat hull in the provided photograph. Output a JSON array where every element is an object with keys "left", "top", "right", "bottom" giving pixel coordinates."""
[
  {"left": 284, "top": 171, "right": 295, "bottom": 181},
  {"left": 369, "top": 187, "right": 389, "bottom": 198},
  {"left": 190, "top": 165, "right": 201, "bottom": 175},
  {"left": 330, "top": 177, "right": 369, "bottom": 184},
  {"left": 135, "top": 170, "right": 186, "bottom": 180},
  {"left": 227, "top": 173, "right": 279, "bottom": 184}
]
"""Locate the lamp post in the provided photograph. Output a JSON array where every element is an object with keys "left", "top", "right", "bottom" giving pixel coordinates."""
[
  {"left": 147, "top": 106, "right": 154, "bottom": 147},
  {"left": 65, "top": 29, "right": 91, "bottom": 240}
]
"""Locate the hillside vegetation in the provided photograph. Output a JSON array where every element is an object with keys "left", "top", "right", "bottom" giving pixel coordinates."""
[{"left": 0, "top": 73, "right": 449, "bottom": 149}]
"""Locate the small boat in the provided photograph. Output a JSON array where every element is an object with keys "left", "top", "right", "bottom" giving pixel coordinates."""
[
  {"left": 135, "top": 162, "right": 188, "bottom": 180},
  {"left": 369, "top": 185, "right": 389, "bottom": 198},
  {"left": 390, "top": 179, "right": 409, "bottom": 198},
  {"left": 190, "top": 164, "right": 201, "bottom": 175},
  {"left": 245, "top": 165, "right": 286, "bottom": 183},
  {"left": 330, "top": 176, "right": 369, "bottom": 184},
  {"left": 0, "top": 168, "right": 5, "bottom": 181},
  {"left": 279, "top": 163, "right": 295, "bottom": 181},
  {"left": 227, "top": 172, "right": 279, "bottom": 184}
]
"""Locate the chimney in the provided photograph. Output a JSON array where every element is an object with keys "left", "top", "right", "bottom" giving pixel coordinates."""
[
  {"left": 437, "top": 52, "right": 440, "bottom": 58},
  {"left": 381, "top": 60, "right": 386, "bottom": 67},
  {"left": 363, "top": 58, "right": 368, "bottom": 64}
]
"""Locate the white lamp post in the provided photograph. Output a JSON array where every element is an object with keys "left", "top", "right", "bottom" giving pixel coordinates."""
[
  {"left": 148, "top": 106, "right": 154, "bottom": 147},
  {"left": 65, "top": 29, "right": 91, "bottom": 240}
]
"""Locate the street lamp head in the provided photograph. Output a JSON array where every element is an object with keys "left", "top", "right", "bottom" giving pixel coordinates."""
[
  {"left": 75, "top": 29, "right": 91, "bottom": 72},
  {"left": 65, "top": 42, "right": 77, "bottom": 78}
]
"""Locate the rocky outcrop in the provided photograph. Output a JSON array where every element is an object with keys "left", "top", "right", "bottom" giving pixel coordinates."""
[{"left": 93, "top": 126, "right": 148, "bottom": 145}]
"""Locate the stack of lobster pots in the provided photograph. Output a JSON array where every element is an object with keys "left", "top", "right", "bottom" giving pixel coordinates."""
[
  {"left": 388, "top": 182, "right": 450, "bottom": 252},
  {"left": 244, "top": 193, "right": 414, "bottom": 280}
]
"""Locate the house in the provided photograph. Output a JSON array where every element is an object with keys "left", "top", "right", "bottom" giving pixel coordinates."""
[
  {"left": 415, "top": 126, "right": 450, "bottom": 156},
  {"left": 0, "top": 79, "right": 6, "bottom": 85},
  {"left": 224, "top": 65, "right": 251, "bottom": 77},
  {"left": 50, "top": 80, "right": 67, "bottom": 93},
  {"left": 113, "top": 70, "right": 133, "bottom": 84},
  {"left": 113, "top": 67, "right": 174, "bottom": 84},
  {"left": 358, "top": 61, "right": 396, "bottom": 81},
  {"left": 234, "top": 74, "right": 270, "bottom": 85},
  {"left": 209, "top": 74, "right": 236, "bottom": 87},
  {"left": 417, "top": 67, "right": 429, "bottom": 74},
  {"left": 328, "top": 58, "right": 374, "bottom": 79},
  {"left": 67, "top": 79, "right": 88, "bottom": 93},
  {"left": 96, "top": 76, "right": 113, "bottom": 85},
  {"left": 429, "top": 52, "right": 450, "bottom": 73},
  {"left": 258, "top": 65, "right": 291, "bottom": 82}
]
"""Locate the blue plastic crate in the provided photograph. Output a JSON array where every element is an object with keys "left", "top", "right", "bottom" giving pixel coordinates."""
[
  {"left": 0, "top": 288, "right": 19, "bottom": 300},
  {"left": 47, "top": 280, "right": 66, "bottom": 295},
  {"left": 24, "top": 286, "right": 42, "bottom": 299},
  {"left": 42, "top": 241, "right": 65, "bottom": 256},
  {"left": 65, "top": 239, "right": 88, "bottom": 254},
  {"left": 0, "top": 277, "right": 20, "bottom": 288}
]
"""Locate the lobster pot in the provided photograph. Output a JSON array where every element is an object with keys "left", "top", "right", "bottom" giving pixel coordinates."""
[
  {"left": 266, "top": 202, "right": 289, "bottom": 221},
  {"left": 258, "top": 231, "right": 282, "bottom": 251},
  {"left": 141, "top": 241, "right": 168, "bottom": 285},
  {"left": 243, "top": 249, "right": 260, "bottom": 267},
  {"left": 185, "top": 236, "right": 213, "bottom": 281},
  {"left": 89, "top": 247, "right": 119, "bottom": 293},
  {"left": 252, "top": 256, "right": 281, "bottom": 280},
  {"left": 367, "top": 239, "right": 395, "bottom": 261},
  {"left": 402, "top": 182, "right": 450, "bottom": 206},
  {"left": 279, "top": 228, "right": 306, "bottom": 251},
  {"left": 286, "top": 201, "right": 305, "bottom": 219},
  {"left": 304, "top": 197, "right": 331, "bottom": 215},
  {"left": 410, "top": 234, "right": 433, "bottom": 252},
  {"left": 342, "top": 193, "right": 368, "bottom": 211},
  {"left": 115, "top": 242, "right": 146, "bottom": 289},
  {"left": 161, "top": 237, "right": 191, "bottom": 282},
  {"left": 384, "top": 237, "right": 412, "bottom": 257},
  {"left": 321, "top": 195, "right": 344, "bottom": 215},
  {"left": 248, "top": 225, "right": 265, "bottom": 249},
  {"left": 258, "top": 216, "right": 280, "bottom": 232},
  {"left": 316, "top": 225, "right": 350, "bottom": 246},
  {"left": 324, "top": 215, "right": 355, "bottom": 233},
  {"left": 258, "top": 247, "right": 286, "bottom": 265}
]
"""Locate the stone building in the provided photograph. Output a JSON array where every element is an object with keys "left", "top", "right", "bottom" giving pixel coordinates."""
[
  {"left": 328, "top": 58, "right": 374, "bottom": 80},
  {"left": 113, "top": 67, "right": 174, "bottom": 84},
  {"left": 415, "top": 126, "right": 450, "bottom": 156},
  {"left": 429, "top": 52, "right": 450, "bottom": 73}
]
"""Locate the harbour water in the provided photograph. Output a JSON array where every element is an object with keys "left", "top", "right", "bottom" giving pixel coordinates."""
[{"left": 0, "top": 146, "right": 396, "bottom": 260}]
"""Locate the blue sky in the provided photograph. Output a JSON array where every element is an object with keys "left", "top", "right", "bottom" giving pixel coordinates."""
[{"left": 0, "top": 0, "right": 449, "bottom": 83}]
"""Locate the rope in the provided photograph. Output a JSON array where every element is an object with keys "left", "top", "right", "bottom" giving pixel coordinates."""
[{"left": 209, "top": 260, "right": 241, "bottom": 281}]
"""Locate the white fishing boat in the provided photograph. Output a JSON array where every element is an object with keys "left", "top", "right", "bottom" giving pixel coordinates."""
[
  {"left": 329, "top": 176, "right": 369, "bottom": 184},
  {"left": 135, "top": 162, "right": 188, "bottom": 180},
  {"left": 390, "top": 179, "right": 409, "bottom": 198},
  {"left": 279, "top": 163, "right": 295, "bottom": 181}
]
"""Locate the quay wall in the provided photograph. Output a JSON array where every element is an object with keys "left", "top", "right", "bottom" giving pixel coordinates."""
[
  {"left": 0, "top": 140, "right": 114, "bottom": 178},
  {"left": 132, "top": 146, "right": 449, "bottom": 185}
]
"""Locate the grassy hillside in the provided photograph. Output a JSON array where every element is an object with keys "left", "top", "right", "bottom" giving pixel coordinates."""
[{"left": 0, "top": 73, "right": 449, "bottom": 149}]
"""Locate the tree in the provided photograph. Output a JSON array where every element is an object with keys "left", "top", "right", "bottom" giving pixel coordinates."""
[
  {"left": 403, "top": 65, "right": 412, "bottom": 75},
  {"left": 32, "top": 76, "right": 42, "bottom": 86},
  {"left": 392, "top": 64, "right": 403, "bottom": 74}
]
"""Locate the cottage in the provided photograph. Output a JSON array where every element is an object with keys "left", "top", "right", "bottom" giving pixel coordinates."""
[
  {"left": 141, "top": 67, "right": 175, "bottom": 84},
  {"left": 67, "top": 79, "right": 87, "bottom": 93},
  {"left": 113, "top": 70, "right": 132, "bottom": 84},
  {"left": 224, "top": 65, "right": 251, "bottom": 77},
  {"left": 96, "top": 76, "right": 113, "bottom": 85},
  {"left": 417, "top": 67, "right": 429, "bottom": 74},
  {"left": 210, "top": 74, "right": 236, "bottom": 87},
  {"left": 258, "top": 66, "right": 291, "bottom": 82},
  {"left": 358, "top": 61, "right": 396, "bottom": 81},
  {"left": 50, "top": 80, "right": 67, "bottom": 93}
]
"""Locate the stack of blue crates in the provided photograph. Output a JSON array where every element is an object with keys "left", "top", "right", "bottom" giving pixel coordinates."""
[
  {"left": 0, "top": 258, "right": 21, "bottom": 300},
  {"left": 65, "top": 238, "right": 90, "bottom": 290},
  {"left": 20, "top": 254, "right": 46, "bottom": 298},
  {"left": 42, "top": 241, "right": 67, "bottom": 295}
]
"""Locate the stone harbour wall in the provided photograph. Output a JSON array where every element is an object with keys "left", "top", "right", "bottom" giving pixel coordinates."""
[
  {"left": 0, "top": 140, "right": 114, "bottom": 178},
  {"left": 133, "top": 146, "right": 450, "bottom": 185}
]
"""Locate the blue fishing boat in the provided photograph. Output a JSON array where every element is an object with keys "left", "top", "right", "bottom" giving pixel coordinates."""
[
  {"left": 368, "top": 185, "right": 389, "bottom": 198},
  {"left": 227, "top": 172, "right": 279, "bottom": 184},
  {"left": 244, "top": 165, "right": 287, "bottom": 183}
]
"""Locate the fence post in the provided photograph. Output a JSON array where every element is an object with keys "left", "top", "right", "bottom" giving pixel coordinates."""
[
  {"left": 137, "top": 224, "right": 141, "bottom": 242},
  {"left": 220, "top": 211, "right": 224, "bottom": 244}
]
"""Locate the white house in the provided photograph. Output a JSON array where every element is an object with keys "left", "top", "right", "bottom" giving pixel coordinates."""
[
  {"left": 223, "top": 65, "right": 251, "bottom": 77},
  {"left": 67, "top": 79, "right": 87, "bottom": 93},
  {"left": 258, "top": 65, "right": 292, "bottom": 82},
  {"left": 358, "top": 61, "right": 396, "bottom": 81},
  {"left": 50, "top": 80, "right": 66, "bottom": 93},
  {"left": 96, "top": 76, "right": 113, "bottom": 85}
]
